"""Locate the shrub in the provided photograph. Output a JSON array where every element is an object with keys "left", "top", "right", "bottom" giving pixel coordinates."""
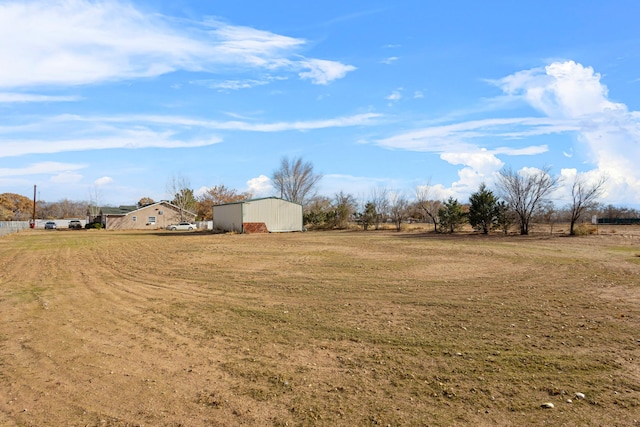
[
  {"left": 85, "top": 222, "right": 103, "bottom": 229},
  {"left": 573, "top": 224, "right": 597, "bottom": 236}
]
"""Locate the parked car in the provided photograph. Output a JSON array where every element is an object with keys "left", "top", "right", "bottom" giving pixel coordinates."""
[
  {"left": 44, "top": 221, "right": 56, "bottom": 230},
  {"left": 167, "top": 222, "right": 196, "bottom": 231},
  {"left": 68, "top": 220, "right": 83, "bottom": 229}
]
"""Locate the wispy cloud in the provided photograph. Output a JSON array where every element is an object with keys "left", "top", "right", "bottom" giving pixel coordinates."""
[
  {"left": 0, "top": 93, "right": 81, "bottom": 103},
  {"left": 53, "top": 112, "right": 383, "bottom": 132},
  {"left": 319, "top": 8, "right": 389, "bottom": 27},
  {"left": 0, "top": 0, "right": 355, "bottom": 88},
  {"left": 381, "top": 56, "right": 399, "bottom": 64},
  {"left": 191, "top": 76, "right": 287, "bottom": 91},
  {"left": 0, "top": 130, "right": 223, "bottom": 158},
  {"left": 298, "top": 59, "right": 356, "bottom": 85},
  {"left": 495, "top": 60, "right": 640, "bottom": 203},
  {"left": 94, "top": 176, "right": 113, "bottom": 186},
  {"left": 377, "top": 117, "right": 562, "bottom": 152},
  {"left": 379, "top": 60, "right": 640, "bottom": 204},
  {"left": 0, "top": 112, "right": 382, "bottom": 158},
  {"left": 386, "top": 89, "right": 402, "bottom": 103},
  {"left": 0, "top": 161, "right": 86, "bottom": 177}
]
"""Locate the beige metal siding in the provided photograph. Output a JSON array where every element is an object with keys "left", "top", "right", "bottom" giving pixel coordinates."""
[
  {"left": 213, "top": 203, "right": 243, "bottom": 232},
  {"left": 243, "top": 198, "right": 302, "bottom": 232}
]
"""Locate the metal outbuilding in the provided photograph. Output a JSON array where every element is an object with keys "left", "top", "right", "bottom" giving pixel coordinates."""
[{"left": 213, "top": 197, "right": 303, "bottom": 233}]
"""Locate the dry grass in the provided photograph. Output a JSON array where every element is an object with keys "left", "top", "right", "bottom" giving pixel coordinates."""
[{"left": 0, "top": 227, "right": 639, "bottom": 426}]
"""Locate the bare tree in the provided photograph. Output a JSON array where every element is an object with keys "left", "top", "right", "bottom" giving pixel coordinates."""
[
  {"left": 415, "top": 185, "right": 441, "bottom": 232},
  {"left": 388, "top": 192, "right": 409, "bottom": 231},
  {"left": 568, "top": 174, "right": 606, "bottom": 235},
  {"left": 87, "top": 185, "right": 102, "bottom": 223},
  {"left": 333, "top": 191, "right": 357, "bottom": 229},
  {"left": 496, "top": 166, "right": 560, "bottom": 235},
  {"left": 167, "top": 174, "right": 196, "bottom": 221},
  {"left": 536, "top": 201, "right": 557, "bottom": 235},
  {"left": 370, "top": 187, "right": 389, "bottom": 230},
  {"left": 38, "top": 199, "right": 87, "bottom": 219},
  {"left": 271, "top": 157, "right": 322, "bottom": 205}
]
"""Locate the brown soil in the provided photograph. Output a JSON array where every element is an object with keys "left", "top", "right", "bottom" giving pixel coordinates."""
[{"left": 1, "top": 227, "right": 639, "bottom": 426}]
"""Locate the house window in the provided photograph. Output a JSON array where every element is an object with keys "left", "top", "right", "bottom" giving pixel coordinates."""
[
  {"left": 148, "top": 216, "right": 156, "bottom": 224},
  {"left": 132, "top": 216, "right": 137, "bottom": 222}
]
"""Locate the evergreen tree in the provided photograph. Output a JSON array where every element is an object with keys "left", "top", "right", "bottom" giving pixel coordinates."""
[
  {"left": 438, "top": 197, "right": 466, "bottom": 233},
  {"left": 468, "top": 183, "right": 499, "bottom": 234},
  {"left": 356, "top": 202, "right": 377, "bottom": 230},
  {"left": 495, "top": 201, "right": 514, "bottom": 234}
]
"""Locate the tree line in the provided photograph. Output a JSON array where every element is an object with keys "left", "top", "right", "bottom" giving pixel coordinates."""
[
  {"left": 283, "top": 161, "right": 625, "bottom": 236},
  {"left": 2, "top": 157, "right": 637, "bottom": 236}
]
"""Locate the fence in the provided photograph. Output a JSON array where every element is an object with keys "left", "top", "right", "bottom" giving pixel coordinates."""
[
  {"left": 0, "top": 221, "right": 30, "bottom": 237},
  {"left": 195, "top": 220, "right": 214, "bottom": 230},
  {"left": 597, "top": 218, "right": 640, "bottom": 225}
]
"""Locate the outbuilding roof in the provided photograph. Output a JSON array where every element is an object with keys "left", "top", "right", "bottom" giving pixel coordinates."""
[{"left": 215, "top": 196, "right": 302, "bottom": 207}]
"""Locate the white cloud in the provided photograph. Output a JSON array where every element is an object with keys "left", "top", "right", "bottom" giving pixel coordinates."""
[
  {"left": 386, "top": 90, "right": 402, "bottom": 102},
  {"left": 497, "top": 61, "right": 624, "bottom": 118},
  {"left": 0, "top": 131, "right": 223, "bottom": 158},
  {"left": 554, "top": 168, "right": 608, "bottom": 205},
  {"left": 377, "top": 60, "right": 640, "bottom": 204},
  {"left": 0, "top": 112, "right": 381, "bottom": 158},
  {"left": 413, "top": 91, "right": 424, "bottom": 99},
  {"left": 0, "top": 161, "right": 86, "bottom": 176},
  {"left": 94, "top": 176, "right": 113, "bottom": 186},
  {"left": 192, "top": 79, "right": 271, "bottom": 91},
  {"left": 0, "top": 93, "right": 80, "bottom": 103},
  {"left": 498, "top": 60, "right": 640, "bottom": 204},
  {"left": 194, "top": 185, "right": 209, "bottom": 198},
  {"left": 0, "top": 0, "right": 354, "bottom": 88},
  {"left": 191, "top": 75, "right": 288, "bottom": 91},
  {"left": 440, "top": 150, "right": 504, "bottom": 175},
  {"left": 416, "top": 183, "right": 455, "bottom": 202},
  {"left": 436, "top": 151, "right": 504, "bottom": 200},
  {"left": 50, "top": 171, "right": 83, "bottom": 184},
  {"left": 376, "top": 117, "right": 556, "bottom": 153},
  {"left": 246, "top": 175, "right": 272, "bottom": 197},
  {"left": 381, "top": 56, "right": 399, "bottom": 64},
  {"left": 61, "top": 112, "right": 382, "bottom": 132},
  {"left": 298, "top": 59, "right": 357, "bottom": 85}
]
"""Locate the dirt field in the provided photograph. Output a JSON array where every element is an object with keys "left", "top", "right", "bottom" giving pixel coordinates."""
[{"left": 1, "top": 226, "right": 639, "bottom": 426}]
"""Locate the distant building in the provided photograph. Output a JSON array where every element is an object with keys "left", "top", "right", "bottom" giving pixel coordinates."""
[
  {"left": 213, "top": 197, "right": 303, "bottom": 233},
  {"left": 97, "top": 201, "right": 196, "bottom": 230}
]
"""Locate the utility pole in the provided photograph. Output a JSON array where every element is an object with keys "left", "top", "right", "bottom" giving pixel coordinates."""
[{"left": 31, "top": 185, "right": 37, "bottom": 228}]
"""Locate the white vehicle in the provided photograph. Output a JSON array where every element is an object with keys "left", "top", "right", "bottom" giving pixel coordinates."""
[{"left": 167, "top": 222, "right": 196, "bottom": 231}]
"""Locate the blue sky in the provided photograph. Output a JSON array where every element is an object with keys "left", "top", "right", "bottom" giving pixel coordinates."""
[{"left": 2, "top": 0, "right": 640, "bottom": 208}]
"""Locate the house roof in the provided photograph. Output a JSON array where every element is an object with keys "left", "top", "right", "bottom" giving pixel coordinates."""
[
  {"left": 99, "top": 201, "right": 196, "bottom": 216},
  {"left": 100, "top": 205, "right": 137, "bottom": 216}
]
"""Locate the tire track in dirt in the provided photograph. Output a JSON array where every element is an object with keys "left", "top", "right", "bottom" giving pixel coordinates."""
[
  {"left": 2, "top": 229, "right": 639, "bottom": 426},
  {"left": 0, "top": 232, "right": 271, "bottom": 426}
]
